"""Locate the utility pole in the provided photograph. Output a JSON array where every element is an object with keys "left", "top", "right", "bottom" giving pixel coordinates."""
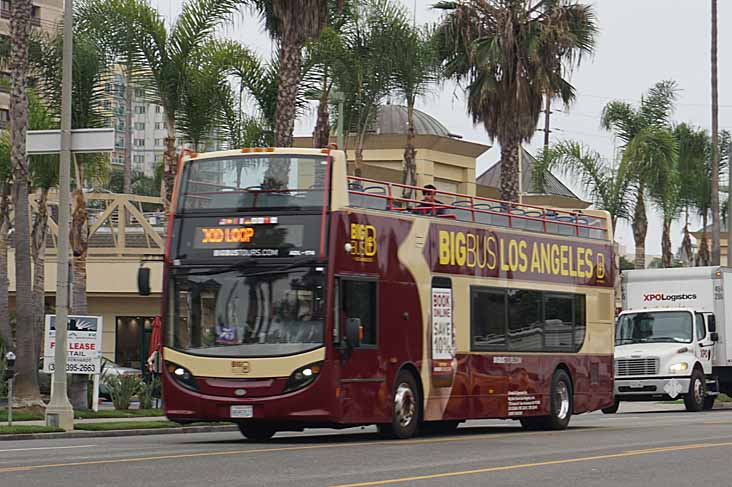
[
  {"left": 45, "top": 0, "right": 74, "bottom": 430},
  {"left": 543, "top": 95, "right": 552, "bottom": 151},
  {"left": 711, "top": 0, "right": 721, "bottom": 265}
]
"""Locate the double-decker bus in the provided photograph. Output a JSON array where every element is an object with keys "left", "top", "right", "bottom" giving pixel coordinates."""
[{"left": 149, "top": 147, "right": 615, "bottom": 440}]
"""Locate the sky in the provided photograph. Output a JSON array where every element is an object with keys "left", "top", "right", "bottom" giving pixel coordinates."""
[{"left": 151, "top": 0, "right": 731, "bottom": 259}]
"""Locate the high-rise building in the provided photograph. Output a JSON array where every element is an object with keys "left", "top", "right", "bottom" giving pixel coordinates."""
[
  {"left": 0, "top": 0, "right": 64, "bottom": 126},
  {"left": 104, "top": 66, "right": 168, "bottom": 177}
]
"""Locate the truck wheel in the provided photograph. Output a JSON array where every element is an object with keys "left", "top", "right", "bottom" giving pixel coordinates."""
[
  {"left": 703, "top": 396, "right": 716, "bottom": 410},
  {"left": 684, "top": 370, "right": 705, "bottom": 412},
  {"left": 238, "top": 423, "right": 276, "bottom": 441},
  {"left": 520, "top": 369, "right": 573, "bottom": 431},
  {"left": 377, "top": 370, "right": 421, "bottom": 439},
  {"left": 602, "top": 399, "right": 620, "bottom": 414}
]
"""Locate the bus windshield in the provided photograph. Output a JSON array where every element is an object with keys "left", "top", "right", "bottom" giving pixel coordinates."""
[
  {"left": 615, "top": 311, "right": 693, "bottom": 345},
  {"left": 180, "top": 154, "right": 328, "bottom": 212},
  {"left": 166, "top": 267, "right": 325, "bottom": 357}
]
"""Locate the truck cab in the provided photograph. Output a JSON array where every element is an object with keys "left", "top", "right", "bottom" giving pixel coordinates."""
[{"left": 610, "top": 307, "right": 719, "bottom": 412}]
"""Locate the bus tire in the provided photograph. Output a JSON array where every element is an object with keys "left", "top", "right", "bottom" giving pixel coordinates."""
[
  {"left": 238, "top": 423, "right": 276, "bottom": 441},
  {"left": 601, "top": 399, "right": 620, "bottom": 414},
  {"left": 378, "top": 370, "right": 420, "bottom": 439},
  {"left": 521, "top": 369, "right": 573, "bottom": 431},
  {"left": 684, "top": 369, "right": 705, "bottom": 412}
]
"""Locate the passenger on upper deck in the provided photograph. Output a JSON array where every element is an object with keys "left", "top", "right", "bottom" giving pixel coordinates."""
[{"left": 411, "top": 184, "right": 446, "bottom": 216}]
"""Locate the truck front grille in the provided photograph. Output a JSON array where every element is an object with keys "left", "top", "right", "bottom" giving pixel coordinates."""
[{"left": 615, "top": 358, "right": 659, "bottom": 376}]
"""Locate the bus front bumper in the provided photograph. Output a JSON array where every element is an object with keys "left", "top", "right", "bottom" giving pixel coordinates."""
[{"left": 614, "top": 377, "right": 690, "bottom": 400}]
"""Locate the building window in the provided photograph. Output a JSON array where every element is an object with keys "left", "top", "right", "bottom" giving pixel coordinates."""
[
  {"left": 134, "top": 139, "right": 144, "bottom": 147},
  {"left": 134, "top": 122, "right": 145, "bottom": 130},
  {"left": 0, "top": 109, "right": 9, "bottom": 122},
  {"left": 471, "top": 287, "right": 586, "bottom": 352},
  {"left": 135, "top": 88, "right": 144, "bottom": 97},
  {"left": 103, "top": 100, "right": 111, "bottom": 110},
  {"left": 115, "top": 316, "right": 156, "bottom": 370},
  {"left": 155, "top": 122, "right": 162, "bottom": 130},
  {"left": 135, "top": 105, "right": 146, "bottom": 114},
  {"left": 133, "top": 155, "right": 144, "bottom": 164},
  {"left": 155, "top": 105, "right": 161, "bottom": 113},
  {"left": 154, "top": 138, "right": 161, "bottom": 146}
]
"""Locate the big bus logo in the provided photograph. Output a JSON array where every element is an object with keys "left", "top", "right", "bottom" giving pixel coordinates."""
[{"left": 350, "top": 223, "right": 377, "bottom": 262}]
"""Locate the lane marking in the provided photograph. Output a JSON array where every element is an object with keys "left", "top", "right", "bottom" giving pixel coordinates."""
[
  {"left": 0, "top": 427, "right": 611, "bottom": 474},
  {"left": 329, "top": 441, "right": 732, "bottom": 487},
  {"left": 0, "top": 445, "right": 96, "bottom": 454}
]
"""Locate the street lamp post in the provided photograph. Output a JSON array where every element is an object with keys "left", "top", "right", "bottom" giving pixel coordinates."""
[{"left": 44, "top": 0, "right": 74, "bottom": 430}]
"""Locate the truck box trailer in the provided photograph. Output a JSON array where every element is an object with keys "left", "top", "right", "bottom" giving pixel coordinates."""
[{"left": 612, "top": 266, "right": 732, "bottom": 413}]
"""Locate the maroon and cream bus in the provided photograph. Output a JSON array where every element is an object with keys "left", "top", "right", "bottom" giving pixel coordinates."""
[{"left": 148, "top": 147, "right": 615, "bottom": 440}]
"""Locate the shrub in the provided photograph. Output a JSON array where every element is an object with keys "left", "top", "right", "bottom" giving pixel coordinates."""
[
  {"left": 138, "top": 377, "right": 161, "bottom": 410},
  {"left": 105, "top": 374, "right": 142, "bottom": 410}
]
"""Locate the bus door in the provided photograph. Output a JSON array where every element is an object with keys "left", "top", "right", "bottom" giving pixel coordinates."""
[{"left": 337, "top": 276, "right": 384, "bottom": 422}]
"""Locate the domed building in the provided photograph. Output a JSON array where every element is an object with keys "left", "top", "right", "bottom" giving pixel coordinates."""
[{"left": 295, "top": 104, "right": 588, "bottom": 208}]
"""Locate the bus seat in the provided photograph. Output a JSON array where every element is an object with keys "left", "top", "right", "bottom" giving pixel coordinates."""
[
  {"left": 510, "top": 208, "right": 528, "bottom": 230},
  {"left": 556, "top": 215, "right": 576, "bottom": 236},
  {"left": 523, "top": 210, "right": 544, "bottom": 231}
]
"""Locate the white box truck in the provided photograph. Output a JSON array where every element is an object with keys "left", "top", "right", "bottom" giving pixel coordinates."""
[{"left": 607, "top": 266, "right": 732, "bottom": 413}]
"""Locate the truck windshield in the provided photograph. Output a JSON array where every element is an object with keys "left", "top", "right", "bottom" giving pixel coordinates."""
[
  {"left": 615, "top": 311, "right": 693, "bottom": 344},
  {"left": 179, "top": 154, "right": 328, "bottom": 212},
  {"left": 166, "top": 267, "right": 325, "bottom": 357}
]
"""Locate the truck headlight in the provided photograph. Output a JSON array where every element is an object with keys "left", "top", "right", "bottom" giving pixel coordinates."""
[{"left": 668, "top": 362, "right": 689, "bottom": 373}]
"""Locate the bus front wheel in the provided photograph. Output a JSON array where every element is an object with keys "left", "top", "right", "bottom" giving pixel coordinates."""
[
  {"left": 378, "top": 370, "right": 421, "bottom": 439},
  {"left": 520, "top": 369, "right": 573, "bottom": 431},
  {"left": 238, "top": 423, "right": 276, "bottom": 441}
]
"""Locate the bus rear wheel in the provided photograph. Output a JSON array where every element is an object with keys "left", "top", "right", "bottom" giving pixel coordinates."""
[
  {"left": 377, "top": 370, "right": 421, "bottom": 439},
  {"left": 520, "top": 369, "right": 573, "bottom": 431},
  {"left": 238, "top": 423, "right": 276, "bottom": 441},
  {"left": 602, "top": 399, "right": 620, "bottom": 414}
]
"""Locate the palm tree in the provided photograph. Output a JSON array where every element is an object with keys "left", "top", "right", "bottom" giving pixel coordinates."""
[
  {"left": 95, "top": 0, "right": 243, "bottom": 208},
  {"left": 332, "top": 0, "right": 408, "bottom": 176},
  {"left": 27, "top": 92, "right": 59, "bottom": 355},
  {"left": 392, "top": 22, "right": 439, "bottom": 199},
  {"left": 9, "top": 0, "right": 41, "bottom": 405},
  {"left": 601, "top": 81, "right": 678, "bottom": 269},
  {"left": 251, "top": 0, "right": 340, "bottom": 147},
  {"left": 537, "top": 141, "right": 634, "bottom": 233},
  {"left": 0, "top": 131, "right": 11, "bottom": 350},
  {"left": 434, "top": 0, "right": 597, "bottom": 202}
]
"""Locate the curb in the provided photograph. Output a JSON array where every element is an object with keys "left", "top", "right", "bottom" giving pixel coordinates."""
[{"left": 0, "top": 424, "right": 239, "bottom": 441}]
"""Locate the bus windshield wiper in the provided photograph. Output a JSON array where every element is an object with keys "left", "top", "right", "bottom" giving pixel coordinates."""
[{"left": 177, "top": 259, "right": 320, "bottom": 278}]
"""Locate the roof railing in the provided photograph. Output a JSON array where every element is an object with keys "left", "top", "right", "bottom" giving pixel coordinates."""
[{"left": 346, "top": 176, "right": 608, "bottom": 240}]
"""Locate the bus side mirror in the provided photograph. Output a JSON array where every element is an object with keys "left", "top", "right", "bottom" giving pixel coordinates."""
[
  {"left": 345, "top": 318, "right": 361, "bottom": 349},
  {"left": 708, "top": 315, "right": 717, "bottom": 333},
  {"left": 711, "top": 332, "right": 719, "bottom": 342},
  {"left": 138, "top": 267, "right": 151, "bottom": 296}
]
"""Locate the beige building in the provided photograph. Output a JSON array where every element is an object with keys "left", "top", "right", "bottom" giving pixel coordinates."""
[
  {"left": 0, "top": 0, "right": 64, "bottom": 124},
  {"left": 295, "top": 105, "right": 589, "bottom": 209}
]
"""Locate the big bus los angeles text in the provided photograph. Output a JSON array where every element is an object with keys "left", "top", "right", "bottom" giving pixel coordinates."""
[{"left": 142, "top": 147, "right": 615, "bottom": 440}]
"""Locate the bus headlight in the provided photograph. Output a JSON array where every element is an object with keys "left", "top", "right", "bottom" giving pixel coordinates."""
[
  {"left": 166, "top": 362, "right": 198, "bottom": 391},
  {"left": 669, "top": 362, "right": 689, "bottom": 373},
  {"left": 284, "top": 362, "right": 323, "bottom": 393}
]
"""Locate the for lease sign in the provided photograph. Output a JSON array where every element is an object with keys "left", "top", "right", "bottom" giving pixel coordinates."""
[{"left": 43, "top": 315, "right": 103, "bottom": 375}]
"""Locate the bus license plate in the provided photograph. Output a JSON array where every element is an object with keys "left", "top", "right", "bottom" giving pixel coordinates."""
[{"left": 230, "top": 405, "right": 253, "bottom": 418}]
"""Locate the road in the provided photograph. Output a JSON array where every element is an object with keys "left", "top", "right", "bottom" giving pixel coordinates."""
[{"left": 3, "top": 403, "right": 732, "bottom": 487}]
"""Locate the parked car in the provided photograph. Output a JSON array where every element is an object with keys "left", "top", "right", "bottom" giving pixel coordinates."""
[{"left": 39, "top": 357, "right": 142, "bottom": 399}]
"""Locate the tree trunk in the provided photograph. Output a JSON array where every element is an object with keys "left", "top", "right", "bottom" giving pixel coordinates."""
[
  {"left": 354, "top": 146, "right": 364, "bottom": 178},
  {"left": 401, "top": 101, "right": 417, "bottom": 201},
  {"left": 10, "top": 0, "right": 41, "bottom": 405},
  {"left": 681, "top": 221, "right": 694, "bottom": 266},
  {"left": 31, "top": 189, "right": 49, "bottom": 356},
  {"left": 633, "top": 189, "right": 648, "bottom": 269},
  {"left": 69, "top": 187, "right": 90, "bottom": 409},
  {"left": 312, "top": 80, "right": 330, "bottom": 149},
  {"left": 499, "top": 140, "right": 520, "bottom": 202},
  {"left": 711, "top": 0, "right": 721, "bottom": 264},
  {"left": 123, "top": 63, "right": 133, "bottom": 194},
  {"left": 698, "top": 211, "right": 711, "bottom": 266},
  {"left": 0, "top": 187, "right": 11, "bottom": 348},
  {"left": 661, "top": 218, "right": 673, "bottom": 268},
  {"left": 163, "top": 119, "right": 177, "bottom": 212},
  {"left": 273, "top": 28, "right": 303, "bottom": 148}
]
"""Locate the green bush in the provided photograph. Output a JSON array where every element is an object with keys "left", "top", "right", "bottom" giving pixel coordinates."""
[
  {"left": 105, "top": 374, "right": 142, "bottom": 410},
  {"left": 138, "top": 377, "right": 160, "bottom": 410}
]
